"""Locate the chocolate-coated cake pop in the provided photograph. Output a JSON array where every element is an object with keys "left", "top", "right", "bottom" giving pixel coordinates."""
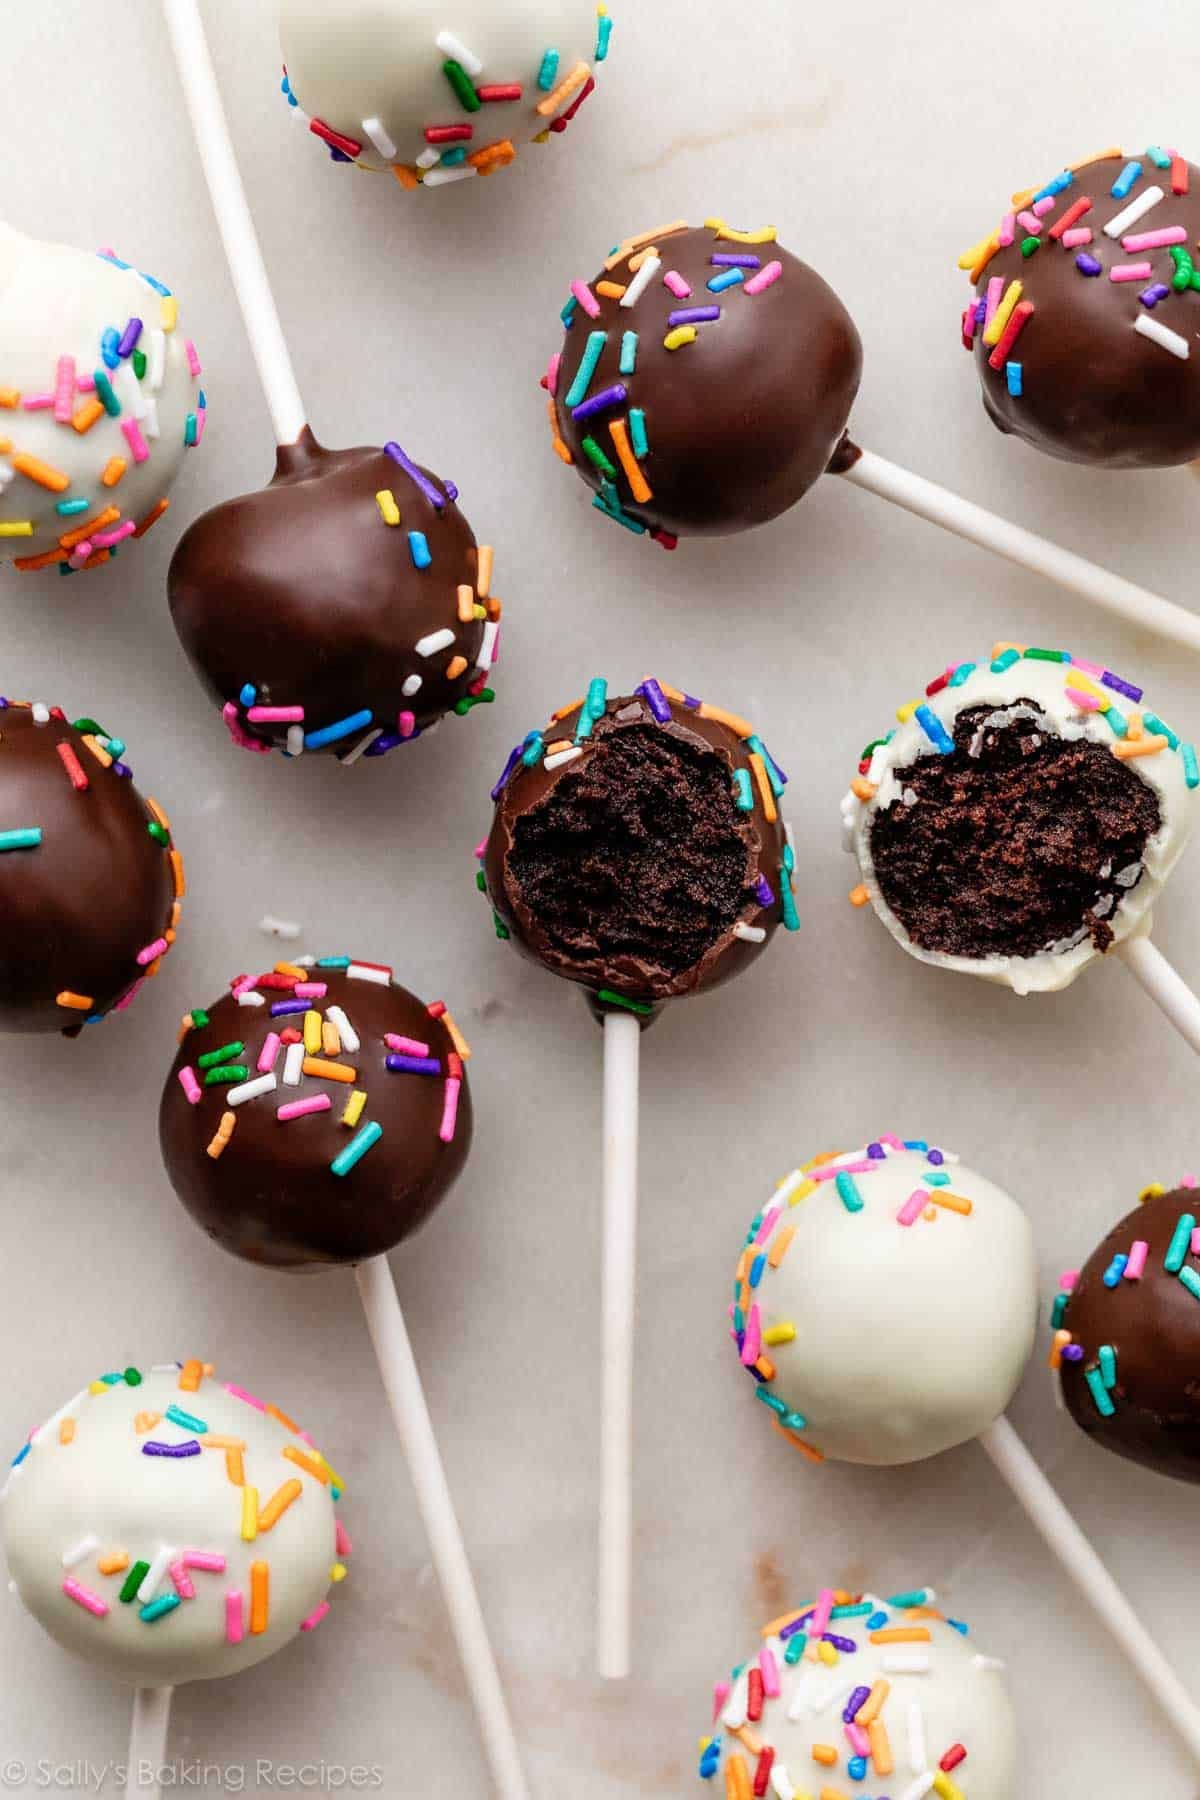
[
  {"left": 160, "top": 958, "right": 472, "bottom": 1269},
  {"left": 959, "top": 146, "right": 1200, "bottom": 467},
  {"left": 0, "top": 223, "right": 203, "bottom": 572},
  {"left": 1052, "top": 1179, "right": 1200, "bottom": 1484},
  {"left": 3, "top": 1359, "right": 348, "bottom": 1687},
  {"left": 168, "top": 430, "right": 499, "bottom": 760},
  {"left": 480, "top": 676, "right": 798, "bottom": 1018},
  {"left": 543, "top": 219, "right": 862, "bottom": 544},
  {"left": 842, "top": 643, "right": 1198, "bottom": 995},
  {"left": 0, "top": 699, "right": 184, "bottom": 1033}
]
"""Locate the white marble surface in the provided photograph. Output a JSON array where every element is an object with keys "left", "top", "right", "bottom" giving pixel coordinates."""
[{"left": 2, "top": 1, "right": 1200, "bottom": 1793}]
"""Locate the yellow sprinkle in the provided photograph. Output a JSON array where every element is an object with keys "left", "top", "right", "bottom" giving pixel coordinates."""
[
  {"left": 1139, "top": 1182, "right": 1165, "bottom": 1204},
  {"left": 329, "top": 1561, "right": 347, "bottom": 1582},
  {"left": 375, "top": 489, "right": 400, "bottom": 526},
  {"left": 705, "top": 218, "right": 779, "bottom": 245},
  {"left": 303, "top": 1010, "right": 322, "bottom": 1055},
  {"left": 932, "top": 1775, "right": 964, "bottom": 1800},
  {"left": 896, "top": 698, "right": 920, "bottom": 723},
  {"left": 982, "top": 280, "right": 1023, "bottom": 347},
  {"left": 341, "top": 1089, "right": 367, "bottom": 1129},
  {"left": 763, "top": 1323, "right": 796, "bottom": 1346},
  {"left": 0, "top": 522, "right": 33, "bottom": 537},
  {"left": 786, "top": 1180, "right": 817, "bottom": 1207},
  {"left": 241, "top": 1485, "right": 259, "bottom": 1542},
  {"left": 957, "top": 234, "right": 997, "bottom": 270},
  {"left": 664, "top": 325, "right": 698, "bottom": 351},
  {"left": 817, "top": 1639, "right": 838, "bottom": 1665},
  {"left": 88, "top": 1381, "right": 109, "bottom": 1396},
  {"left": 160, "top": 296, "right": 178, "bottom": 332}
]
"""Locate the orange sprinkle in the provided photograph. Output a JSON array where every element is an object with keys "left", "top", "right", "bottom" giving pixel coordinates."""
[
  {"left": 145, "top": 796, "right": 170, "bottom": 830},
  {"left": 469, "top": 137, "right": 515, "bottom": 173},
  {"left": 265, "top": 1401, "right": 300, "bottom": 1434},
  {"left": 436, "top": 1006, "right": 471, "bottom": 1060},
  {"left": 13, "top": 549, "right": 66, "bottom": 570},
  {"left": 56, "top": 991, "right": 93, "bottom": 1011},
  {"left": 923, "top": 1206, "right": 938, "bottom": 1222},
  {"left": 134, "top": 1411, "right": 163, "bottom": 1434},
  {"left": 226, "top": 1448, "right": 246, "bottom": 1487},
  {"left": 131, "top": 496, "right": 169, "bottom": 539},
  {"left": 178, "top": 1360, "right": 205, "bottom": 1393},
  {"left": 257, "top": 1478, "right": 303, "bottom": 1532},
  {"left": 856, "top": 1681, "right": 890, "bottom": 1726},
  {"left": 723, "top": 1754, "right": 751, "bottom": 1800},
  {"left": 868, "top": 1718, "right": 893, "bottom": 1776},
  {"left": 748, "top": 752, "right": 778, "bottom": 823},
  {"left": 608, "top": 417, "right": 653, "bottom": 503},
  {"left": 699, "top": 701, "right": 754, "bottom": 738},
  {"left": 870, "top": 1627, "right": 932, "bottom": 1644},
  {"left": 1126, "top": 710, "right": 1145, "bottom": 740},
  {"left": 59, "top": 1418, "right": 76, "bottom": 1445},
  {"left": 392, "top": 163, "right": 420, "bottom": 191},
  {"left": 768, "top": 1225, "right": 796, "bottom": 1268},
  {"left": 812, "top": 1746, "right": 838, "bottom": 1767},
  {"left": 206, "top": 1111, "right": 236, "bottom": 1159},
  {"left": 169, "top": 851, "right": 186, "bottom": 897},
  {"left": 445, "top": 655, "right": 468, "bottom": 680},
  {"left": 59, "top": 506, "right": 120, "bottom": 550},
  {"left": 474, "top": 545, "right": 494, "bottom": 598},
  {"left": 1048, "top": 1327, "right": 1072, "bottom": 1370},
  {"left": 771, "top": 1419, "right": 825, "bottom": 1463},
  {"left": 321, "top": 1020, "right": 341, "bottom": 1056},
  {"left": 605, "top": 219, "right": 689, "bottom": 268},
  {"left": 759, "top": 1606, "right": 812, "bottom": 1639},
  {"left": 97, "top": 1550, "right": 129, "bottom": 1576},
  {"left": 969, "top": 235, "right": 1002, "bottom": 282},
  {"left": 596, "top": 280, "right": 626, "bottom": 299},
  {"left": 731, "top": 1725, "right": 762, "bottom": 1756},
  {"left": 457, "top": 583, "right": 475, "bottom": 622},
  {"left": 1113, "top": 734, "right": 1169, "bottom": 760},
  {"left": 0, "top": 388, "right": 19, "bottom": 408},
  {"left": 626, "top": 246, "right": 658, "bottom": 271},
  {"left": 848, "top": 884, "right": 870, "bottom": 908},
  {"left": 820, "top": 1789, "right": 851, "bottom": 1800},
  {"left": 283, "top": 1445, "right": 332, "bottom": 1484},
  {"left": 199, "top": 1434, "right": 246, "bottom": 1450},
  {"left": 1068, "top": 145, "right": 1125, "bottom": 174},
  {"left": 735, "top": 1248, "right": 751, "bottom": 1283},
  {"left": 101, "top": 456, "right": 127, "bottom": 488},
  {"left": 850, "top": 776, "right": 877, "bottom": 802},
  {"left": 990, "top": 640, "right": 1027, "bottom": 660},
  {"left": 485, "top": 595, "right": 502, "bottom": 621},
  {"left": 551, "top": 699, "right": 586, "bottom": 723},
  {"left": 249, "top": 1560, "right": 269, "bottom": 1634},
  {"left": 302, "top": 1056, "right": 357, "bottom": 1085},
  {"left": 535, "top": 59, "right": 589, "bottom": 116},
  {"left": 12, "top": 452, "right": 70, "bottom": 492},
  {"left": 754, "top": 1355, "right": 776, "bottom": 1381},
  {"left": 547, "top": 395, "right": 573, "bottom": 465},
  {"left": 72, "top": 398, "right": 105, "bottom": 435},
  {"left": 931, "top": 1190, "right": 973, "bottom": 1216}
]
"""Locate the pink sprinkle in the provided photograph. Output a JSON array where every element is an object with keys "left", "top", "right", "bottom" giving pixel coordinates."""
[
  {"left": 137, "top": 937, "right": 168, "bottom": 967},
  {"left": 808, "top": 1589, "right": 835, "bottom": 1642},
  {"left": 1124, "top": 1240, "right": 1149, "bottom": 1280},
  {"left": 1183, "top": 1172, "right": 1198, "bottom": 1188},
  {"left": 998, "top": 212, "right": 1016, "bottom": 246},
  {"left": 75, "top": 374, "right": 96, "bottom": 393},
  {"left": 897, "top": 1188, "right": 929, "bottom": 1228},
  {"left": 845, "top": 1723, "right": 871, "bottom": 1759},
  {"left": 1072, "top": 657, "right": 1104, "bottom": 677},
  {"left": 1032, "top": 194, "right": 1057, "bottom": 217},
  {"left": 741, "top": 1304, "right": 762, "bottom": 1367},
  {"left": 1017, "top": 211, "right": 1042, "bottom": 235},
  {"left": 713, "top": 1680, "right": 732, "bottom": 1723},
  {"left": 22, "top": 392, "right": 54, "bottom": 412},
  {"left": 62, "top": 1577, "right": 108, "bottom": 1618},
  {"left": 1110, "top": 261, "right": 1153, "bottom": 283},
  {"left": 984, "top": 275, "right": 1004, "bottom": 326},
  {"left": 224, "top": 1383, "right": 267, "bottom": 1412},
  {"left": 1065, "top": 686, "right": 1102, "bottom": 712},
  {"left": 54, "top": 356, "right": 76, "bottom": 424},
  {"left": 398, "top": 710, "right": 416, "bottom": 739},
  {"left": 257, "top": 1033, "right": 282, "bottom": 1075},
  {"left": 299, "top": 1600, "right": 330, "bottom": 1633},
  {"left": 439, "top": 1075, "right": 461, "bottom": 1143},
  {"left": 225, "top": 1589, "right": 244, "bottom": 1644},
  {"left": 1062, "top": 227, "right": 1093, "bottom": 248},
  {"left": 230, "top": 974, "right": 257, "bottom": 996},
  {"left": 112, "top": 978, "right": 145, "bottom": 1013},
  {"left": 1123, "top": 225, "right": 1188, "bottom": 252},
  {"left": 810, "top": 1159, "right": 877, "bottom": 1182},
  {"left": 386, "top": 1034, "right": 431, "bottom": 1057},
  {"left": 663, "top": 270, "right": 692, "bottom": 298},
  {"left": 878, "top": 1132, "right": 904, "bottom": 1149},
  {"left": 754, "top": 1206, "right": 781, "bottom": 1247},
  {"left": 570, "top": 279, "right": 601, "bottom": 319},
  {"left": 222, "top": 702, "right": 271, "bottom": 754},
  {"left": 185, "top": 339, "right": 202, "bottom": 378},
  {"left": 121, "top": 418, "right": 150, "bottom": 463},
  {"left": 170, "top": 1560, "right": 196, "bottom": 1600},
  {"left": 247, "top": 706, "right": 305, "bottom": 723},
  {"left": 68, "top": 544, "right": 93, "bottom": 570},
  {"left": 335, "top": 1519, "right": 352, "bottom": 1557},
  {"left": 1059, "top": 1270, "right": 1079, "bottom": 1291},
  {"left": 92, "top": 521, "right": 136, "bottom": 550},
  {"left": 178, "top": 1066, "right": 202, "bottom": 1105},
  {"left": 759, "top": 1646, "right": 781, "bottom": 1698},
  {"left": 744, "top": 260, "right": 783, "bottom": 297},
  {"left": 294, "top": 982, "right": 327, "bottom": 999},
  {"left": 473, "top": 838, "right": 487, "bottom": 859},
  {"left": 183, "top": 1551, "right": 226, "bottom": 1572},
  {"left": 545, "top": 351, "right": 561, "bottom": 396},
  {"left": 1192, "top": 1228, "right": 1200, "bottom": 1257},
  {"left": 297, "top": 1429, "right": 316, "bottom": 1446},
  {"left": 195, "top": 407, "right": 207, "bottom": 443},
  {"left": 277, "top": 1093, "right": 332, "bottom": 1122}
]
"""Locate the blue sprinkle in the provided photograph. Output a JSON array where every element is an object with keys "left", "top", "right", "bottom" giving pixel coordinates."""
[
  {"left": 1111, "top": 159, "right": 1144, "bottom": 199},
  {"left": 1103, "top": 1255, "right": 1129, "bottom": 1288},
  {"left": 10, "top": 1442, "right": 31, "bottom": 1470},
  {"left": 304, "top": 709, "right": 374, "bottom": 750},
  {"left": 1033, "top": 169, "right": 1074, "bottom": 202},
  {"left": 947, "top": 1618, "right": 969, "bottom": 1636},
  {"left": 903, "top": 1139, "right": 929, "bottom": 1151},
  {"left": 914, "top": 703, "right": 955, "bottom": 754},
  {"left": 848, "top": 1757, "right": 868, "bottom": 1782},
  {"left": 1006, "top": 360, "right": 1023, "bottom": 396},
  {"left": 748, "top": 1252, "right": 767, "bottom": 1287},
  {"left": 707, "top": 266, "right": 746, "bottom": 294},
  {"left": 100, "top": 327, "right": 121, "bottom": 370},
  {"left": 866, "top": 1610, "right": 889, "bottom": 1630},
  {"left": 239, "top": 683, "right": 257, "bottom": 708}
]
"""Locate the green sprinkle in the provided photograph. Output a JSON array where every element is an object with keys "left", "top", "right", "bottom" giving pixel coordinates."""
[
  {"left": 132, "top": 349, "right": 147, "bottom": 380},
  {"left": 123, "top": 1367, "right": 142, "bottom": 1387},
  {"left": 165, "top": 1404, "right": 207, "bottom": 1434},
  {"left": 140, "top": 1593, "right": 182, "bottom": 1624},
  {"left": 1098, "top": 1344, "right": 1117, "bottom": 1390},
  {"left": 190, "top": 1008, "right": 210, "bottom": 1030},
  {"left": 581, "top": 436, "right": 618, "bottom": 477},
  {"left": 1180, "top": 1267, "right": 1200, "bottom": 1302},
  {"left": 120, "top": 1561, "right": 150, "bottom": 1604},
  {"left": 1084, "top": 1366, "right": 1115, "bottom": 1418},
  {"left": 1020, "top": 235, "right": 1041, "bottom": 257},
  {"left": 197, "top": 1041, "right": 244, "bottom": 1071},
  {"left": 475, "top": 869, "right": 487, "bottom": 892},
  {"left": 441, "top": 59, "right": 481, "bottom": 109},
  {"left": 71, "top": 717, "right": 104, "bottom": 735},
  {"left": 835, "top": 1171, "right": 864, "bottom": 1213},
  {"left": 0, "top": 829, "right": 41, "bottom": 852},
  {"left": 784, "top": 1632, "right": 808, "bottom": 1665},
  {"left": 597, "top": 988, "right": 653, "bottom": 1016},
  {"left": 493, "top": 912, "right": 510, "bottom": 940},
  {"left": 147, "top": 821, "right": 170, "bottom": 846},
  {"left": 203, "top": 1065, "right": 249, "bottom": 1086},
  {"left": 331, "top": 1120, "right": 383, "bottom": 1178},
  {"left": 1165, "top": 1212, "right": 1195, "bottom": 1273},
  {"left": 1023, "top": 647, "right": 1069, "bottom": 662}
]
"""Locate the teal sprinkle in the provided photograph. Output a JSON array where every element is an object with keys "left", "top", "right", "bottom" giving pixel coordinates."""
[
  {"left": 780, "top": 868, "right": 800, "bottom": 933},
  {"left": 140, "top": 1594, "right": 182, "bottom": 1624},
  {"left": 746, "top": 735, "right": 785, "bottom": 797},
  {"left": 100, "top": 1372, "right": 124, "bottom": 1385},
  {"left": 948, "top": 661, "right": 976, "bottom": 687},
  {"left": 619, "top": 332, "right": 638, "bottom": 376},
  {"left": 629, "top": 408, "right": 649, "bottom": 458},
  {"left": 56, "top": 498, "right": 91, "bottom": 517},
  {"left": 593, "top": 491, "right": 646, "bottom": 534},
  {"left": 0, "top": 829, "right": 42, "bottom": 852},
  {"left": 165, "top": 1404, "right": 208, "bottom": 1434},
  {"left": 754, "top": 1387, "right": 788, "bottom": 1417},
  {"left": 1146, "top": 145, "right": 1172, "bottom": 168},
  {"left": 104, "top": 738, "right": 126, "bottom": 759},
  {"left": 732, "top": 1305, "right": 744, "bottom": 1334},
  {"left": 782, "top": 843, "right": 795, "bottom": 875},
  {"left": 316, "top": 957, "right": 351, "bottom": 968},
  {"left": 595, "top": 12, "right": 613, "bottom": 59},
  {"left": 331, "top": 1121, "right": 383, "bottom": 1178},
  {"left": 438, "top": 146, "right": 468, "bottom": 167},
  {"left": 835, "top": 1171, "right": 864, "bottom": 1213},
  {"left": 93, "top": 369, "right": 120, "bottom": 416},
  {"left": 1098, "top": 1345, "right": 1117, "bottom": 1391},
  {"left": 887, "top": 1586, "right": 932, "bottom": 1610},
  {"left": 560, "top": 295, "right": 578, "bottom": 329},
  {"left": 1165, "top": 1212, "right": 1195, "bottom": 1273},
  {"left": 521, "top": 732, "right": 545, "bottom": 767},
  {"left": 830, "top": 1602, "right": 873, "bottom": 1619},
  {"left": 1183, "top": 745, "right": 1199, "bottom": 789},
  {"left": 784, "top": 1632, "right": 807, "bottom": 1665},
  {"left": 1179, "top": 1267, "right": 1200, "bottom": 1303},
  {"left": 732, "top": 769, "right": 753, "bottom": 811},
  {"left": 585, "top": 677, "right": 608, "bottom": 718},
  {"left": 1050, "top": 1292, "right": 1069, "bottom": 1329},
  {"left": 923, "top": 1171, "right": 951, "bottom": 1186},
  {"left": 1103, "top": 705, "right": 1127, "bottom": 739},
  {"left": 1143, "top": 712, "right": 1180, "bottom": 750},
  {"left": 565, "top": 330, "right": 608, "bottom": 409},
  {"left": 537, "top": 48, "right": 560, "bottom": 89},
  {"left": 185, "top": 412, "right": 199, "bottom": 447},
  {"left": 781, "top": 1410, "right": 807, "bottom": 1431},
  {"left": 990, "top": 649, "right": 1020, "bottom": 673},
  {"left": 1085, "top": 1366, "right": 1115, "bottom": 1418}
]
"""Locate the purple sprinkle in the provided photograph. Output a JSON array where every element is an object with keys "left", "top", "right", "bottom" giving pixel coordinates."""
[
  {"left": 823, "top": 1633, "right": 858, "bottom": 1654},
  {"left": 927, "top": 1149, "right": 944, "bottom": 1166},
  {"left": 973, "top": 299, "right": 987, "bottom": 324},
  {"left": 843, "top": 1685, "right": 872, "bottom": 1723},
  {"left": 867, "top": 1143, "right": 886, "bottom": 1158},
  {"left": 1062, "top": 1343, "right": 1085, "bottom": 1362},
  {"left": 365, "top": 732, "right": 406, "bottom": 757},
  {"left": 112, "top": 762, "right": 132, "bottom": 778},
  {"left": 490, "top": 744, "right": 523, "bottom": 801},
  {"left": 754, "top": 875, "right": 775, "bottom": 908},
  {"left": 637, "top": 678, "right": 672, "bottom": 723},
  {"left": 1139, "top": 283, "right": 1171, "bottom": 308},
  {"left": 682, "top": 692, "right": 703, "bottom": 710},
  {"left": 270, "top": 998, "right": 309, "bottom": 1017},
  {"left": 143, "top": 1439, "right": 201, "bottom": 1458},
  {"left": 710, "top": 253, "right": 761, "bottom": 269},
  {"left": 1102, "top": 669, "right": 1143, "bottom": 702},
  {"left": 668, "top": 306, "right": 721, "bottom": 327},
  {"left": 384, "top": 441, "right": 447, "bottom": 512},
  {"left": 1076, "top": 254, "right": 1102, "bottom": 277},
  {"left": 779, "top": 1610, "right": 814, "bottom": 1640},
  {"left": 117, "top": 317, "right": 143, "bottom": 358},
  {"left": 386, "top": 1053, "right": 442, "bottom": 1076},
  {"left": 331, "top": 147, "right": 352, "bottom": 163},
  {"left": 444, "top": 480, "right": 459, "bottom": 502},
  {"left": 571, "top": 382, "right": 628, "bottom": 422}
]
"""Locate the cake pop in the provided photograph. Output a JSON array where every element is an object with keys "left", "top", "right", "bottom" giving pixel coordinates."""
[
  {"left": 699, "top": 1584, "right": 1016, "bottom": 1799},
  {"left": 841, "top": 643, "right": 1198, "bottom": 996},
  {"left": 160, "top": 958, "right": 472, "bottom": 1269},
  {"left": 0, "top": 698, "right": 184, "bottom": 1034},
  {"left": 278, "top": 0, "right": 613, "bottom": 189},
  {"left": 2, "top": 1359, "right": 346, "bottom": 1688},
  {"left": 0, "top": 223, "right": 202, "bottom": 572},
  {"left": 959, "top": 146, "right": 1200, "bottom": 467},
  {"left": 1051, "top": 1177, "right": 1200, "bottom": 1484}
]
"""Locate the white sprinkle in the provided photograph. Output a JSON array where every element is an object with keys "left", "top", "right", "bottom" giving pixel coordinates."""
[
  {"left": 544, "top": 747, "right": 583, "bottom": 771},
  {"left": 361, "top": 115, "right": 398, "bottom": 161},
  {"left": 142, "top": 398, "right": 161, "bottom": 440},
  {"left": 138, "top": 1545, "right": 174, "bottom": 1604},
  {"left": 258, "top": 916, "right": 302, "bottom": 940},
  {"left": 1134, "top": 313, "right": 1190, "bottom": 359},
  {"left": 0, "top": 465, "right": 14, "bottom": 493},
  {"left": 147, "top": 329, "right": 166, "bottom": 391},
  {"left": 435, "top": 30, "right": 483, "bottom": 75},
  {"left": 423, "top": 164, "right": 477, "bottom": 188},
  {"left": 417, "top": 147, "right": 441, "bottom": 170},
  {"left": 476, "top": 619, "right": 500, "bottom": 671},
  {"left": 882, "top": 1650, "right": 931, "bottom": 1674},
  {"left": 113, "top": 360, "right": 149, "bottom": 421},
  {"left": 907, "top": 1701, "right": 928, "bottom": 1773},
  {"left": 61, "top": 1535, "right": 98, "bottom": 1569},
  {"left": 1105, "top": 184, "right": 1165, "bottom": 238},
  {"left": 416, "top": 628, "right": 456, "bottom": 658},
  {"left": 732, "top": 921, "right": 766, "bottom": 942},
  {"left": 769, "top": 1764, "right": 793, "bottom": 1800},
  {"left": 899, "top": 1778, "right": 935, "bottom": 1800},
  {"left": 31, "top": 702, "right": 49, "bottom": 725},
  {"left": 620, "top": 253, "right": 662, "bottom": 309},
  {"left": 348, "top": 962, "right": 391, "bottom": 986},
  {"left": 773, "top": 1168, "right": 809, "bottom": 1205},
  {"left": 972, "top": 1653, "right": 1007, "bottom": 1673},
  {"left": 325, "top": 1005, "right": 359, "bottom": 1054},
  {"left": 237, "top": 991, "right": 265, "bottom": 1008},
  {"left": 339, "top": 727, "right": 382, "bottom": 766},
  {"left": 295, "top": 955, "right": 316, "bottom": 968},
  {"left": 286, "top": 724, "right": 305, "bottom": 758},
  {"left": 401, "top": 674, "right": 423, "bottom": 697},
  {"left": 227, "top": 1072, "right": 277, "bottom": 1107},
  {"left": 720, "top": 1671, "right": 749, "bottom": 1729},
  {"left": 282, "top": 1042, "right": 305, "bottom": 1087}
]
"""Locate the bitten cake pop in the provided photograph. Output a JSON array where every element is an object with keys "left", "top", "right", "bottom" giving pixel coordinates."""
[
  {"left": 279, "top": 1, "right": 613, "bottom": 189},
  {"left": 0, "top": 698, "right": 184, "bottom": 1033},
  {"left": 700, "top": 1584, "right": 1016, "bottom": 1799},
  {"left": 543, "top": 219, "right": 862, "bottom": 544},
  {"left": 732, "top": 1140, "right": 1037, "bottom": 1466},
  {"left": 481, "top": 676, "right": 798, "bottom": 1016},
  {"left": 1051, "top": 1177, "right": 1200, "bottom": 1484},
  {"left": 959, "top": 146, "right": 1200, "bottom": 467},
  {"left": 0, "top": 223, "right": 203, "bottom": 571},
  {"left": 160, "top": 958, "right": 472, "bottom": 1269},
  {"left": 842, "top": 644, "right": 1198, "bottom": 996},
  {"left": 168, "top": 432, "right": 500, "bottom": 760},
  {"left": 2, "top": 1359, "right": 347, "bottom": 1687}
]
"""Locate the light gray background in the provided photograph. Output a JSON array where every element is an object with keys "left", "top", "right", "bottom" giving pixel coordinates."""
[{"left": 2, "top": 1, "right": 1199, "bottom": 1793}]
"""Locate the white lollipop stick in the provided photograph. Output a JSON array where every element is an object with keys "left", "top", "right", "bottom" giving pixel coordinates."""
[
  {"left": 355, "top": 1258, "right": 530, "bottom": 1800},
  {"left": 162, "top": 0, "right": 306, "bottom": 446},
  {"left": 979, "top": 1416, "right": 1200, "bottom": 1761},
  {"left": 839, "top": 449, "right": 1200, "bottom": 656},
  {"left": 125, "top": 1686, "right": 172, "bottom": 1799},
  {"left": 598, "top": 1011, "right": 641, "bottom": 1679},
  {"left": 1118, "top": 935, "right": 1200, "bottom": 1054}
]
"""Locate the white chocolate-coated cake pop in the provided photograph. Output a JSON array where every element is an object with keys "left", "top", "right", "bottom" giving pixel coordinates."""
[
  {"left": 2, "top": 1361, "right": 347, "bottom": 1686},
  {"left": 0, "top": 224, "right": 204, "bottom": 571},
  {"left": 278, "top": 0, "right": 613, "bottom": 188},
  {"left": 841, "top": 644, "right": 1197, "bottom": 995},
  {"left": 731, "top": 1139, "right": 1037, "bottom": 1466},
  {"left": 700, "top": 1583, "right": 1016, "bottom": 1798}
]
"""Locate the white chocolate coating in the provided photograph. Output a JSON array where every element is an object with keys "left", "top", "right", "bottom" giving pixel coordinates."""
[
  {"left": 0, "top": 223, "right": 203, "bottom": 568},
  {"left": 733, "top": 1142, "right": 1037, "bottom": 1466},
  {"left": 841, "top": 648, "right": 1197, "bottom": 994},
  {"left": 703, "top": 1590, "right": 1016, "bottom": 1799},
  {"left": 278, "top": 0, "right": 610, "bottom": 184},
  {"left": 2, "top": 1363, "right": 344, "bottom": 1686}
]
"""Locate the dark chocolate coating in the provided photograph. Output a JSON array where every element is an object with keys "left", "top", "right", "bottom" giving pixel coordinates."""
[
  {"left": 968, "top": 151, "right": 1200, "bottom": 466},
  {"left": 0, "top": 702, "right": 180, "bottom": 1033},
  {"left": 1060, "top": 1187, "right": 1200, "bottom": 1483},
  {"left": 160, "top": 964, "right": 472, "bottom": 1270},
  {"left": 551, "top": 223, "right": 862, "bottom": 539},
  {"left": 168, "top": 428, "right": 497, "bottom": 758},
  {"left": 482, "top": 685, "right": 794, "bottom": 1008}
]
